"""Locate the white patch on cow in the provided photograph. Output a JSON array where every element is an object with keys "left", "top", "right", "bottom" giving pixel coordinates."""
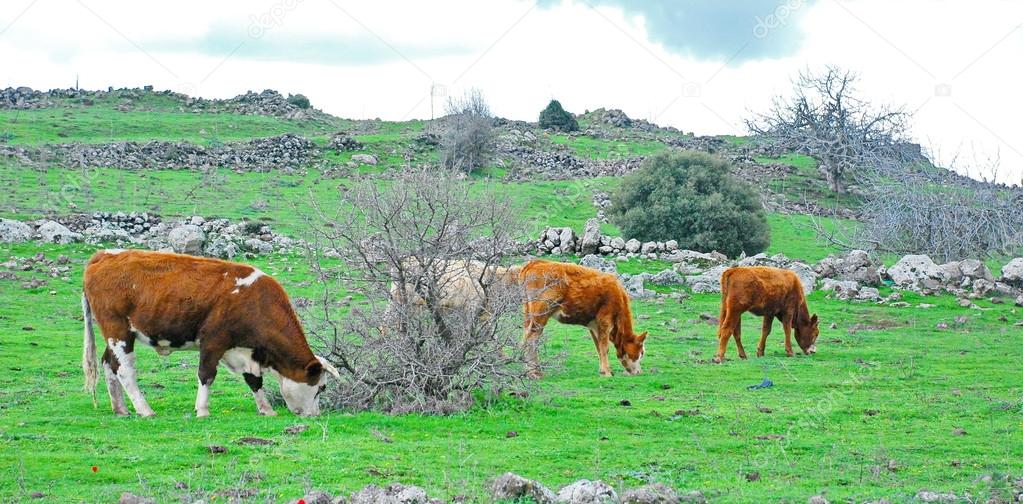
[
  {"left": 157, "top": 340, "right": 171, "bottom": 347},
  {"left": 107, "top": 338, "right": 155, "bottom": 417},
  {"left": 195, "top": 378, "right": 212, "bottom": 418},
  {"left": 221, "top": 347, "right": 262, "bottom": 375},
  {"left": 104, "top": 248, "right": 125, "bottom": 255},
  {"left": 234, "top": 268, "right": 265, "bottom": 289},
  {"left": 103, "top": 361, "right": 128, "bottom": 415},
  {"left": 128, "top": 321, "right": 153, "bottom": 347},
  {"left": 253, "top": 388, "right": 276, "bottom": 416},
  {"left": 222, "top": 271, "right": 228, "bottom": 277}
]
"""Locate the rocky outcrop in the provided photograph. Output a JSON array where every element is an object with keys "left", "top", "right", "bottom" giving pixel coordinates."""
[{"left": 0, "top": 218, "right": 32, "bottom": 243}]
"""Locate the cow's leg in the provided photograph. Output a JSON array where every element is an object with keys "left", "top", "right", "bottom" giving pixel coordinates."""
[
  {"left": 195, "top": 345, "right": 227, "bottom": 418},
  {"left": 101, "top": 347, "right": 129, "bottom": 416},
  {"left": 98, "top": 318, "right": 155, "bottom": 417},
  {"left": 757, "top": 316, "right": 773, "bottom": 357},
  {"left": 522, "top": 302, "right": 550, "bottom": 379},
  {"left": 714, "top": 309, "right": 738, "bottom": 363},
  {"left": 781, "top": 314, "right": 794, "bottom": 357},
  {"left": 243, "top": 372, "right": 276, "bottom": 416},
  {"left": 733, "top": 318, "right": 748, "bottom": 359},
  {"left": 591, "top": 317, "right": 614, "bottom": 377}
]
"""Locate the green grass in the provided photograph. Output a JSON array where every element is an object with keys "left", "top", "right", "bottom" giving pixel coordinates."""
[
  {"left": 548, "top": 134, "right": 667, "bottom": 159},
  {"left": 0, "top": 107, "right": 339, "bottom": 145},
  {"left": 1, "top": 243, "right": 1021, "bottom": 502},
  {"left": 766, "top": 213, "right": 857, "bottom": 263}
]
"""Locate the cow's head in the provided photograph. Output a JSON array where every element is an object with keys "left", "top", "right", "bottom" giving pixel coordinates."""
[
  {"left": 277, "top": 356, "right": 342, "bottom": 416},
  {"left": 617, "top": 331, "right": 647, "bottom": 375},
  {"left": 795, "top": 314, "right": 820, "bottom": 355}
]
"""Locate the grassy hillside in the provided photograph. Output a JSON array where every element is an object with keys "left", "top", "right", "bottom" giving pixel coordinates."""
[{"left": 1, "top": 92, "right": 1020, "bottom": 503}]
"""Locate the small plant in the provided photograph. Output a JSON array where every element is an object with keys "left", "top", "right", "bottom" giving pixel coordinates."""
[
  {"left": 287, "top": 93, "right": 311, "bottom": 109},
  {"left": 539, "top": 99, "right": 578, "bottom": 132},
  {"left": 608, "top": 151, "right": 770, "bottom": 257}
]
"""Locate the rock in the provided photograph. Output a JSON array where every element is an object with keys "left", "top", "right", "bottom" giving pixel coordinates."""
[
  {"left": 581, "top": 218, "right": 601, "bottom": 255},
  {"left": 36, "top": 220, "right": 81, "bottom": 244},
  {"left": 972, "top": 279, "right": 995, "bottom": 296},
  {"left": 648, "top": 269, "right": 684, "bottom": 286},
  {"left": 610, "top": 237, "right": 626, "bottom": 251},
  {"left": 821, "top": 278, "right": 859, "bottom": 300},
  {"left": 546, "top": 228, "right": 561, "bottom": 244},
  {"left": 118, "top": 493, "right": 156, "bottom": 504},
  {"left": 625, "top": 239, "right": 641, "bottom": 253},
  {"left": 685, "top": 264, "right": 731, "bottom": 293},
  {"left": 887, "top": 255, "right": 944, "bottom": 293},
  {"left": 0, "top": 218, "right": 32, "bottom": 243},
  {"left": 807, "top": 497, "right": 829, "bottom": 504},
  {"left": 936, "top": 262, "right": 963, "bottom": 285},
  {"left": 857, "top": 287, "right": 881, "bottom": 302},
  {"left": 641, "top": 241, "right": 657, "bottom": 254},
  {"left": 167, "top": 224, "right": 206, "bottom": 255},
  {"left": 666, "top": 250, "right": 726, "bottom": 272},
  {"left": 349, "top": 484, "right": 429, "bottom": 504},
  {"left": 557, "top": 479, "right": 620, "bottom": 504},
  {"left": 244, "top": 238, "right": 273, "bottom": 254},
  {"left": 913, "top": 490, "right": 958, "bottom": 503},
  {"left": 623, "top": 275, "right": 655, "bottom": 299},
  {"left": 814, "top": 250, "right": 880, "bottom": 286},
  {"left": 1016, "top": 295, "right": 1023, "bottom": 307},
  {"left": 559, "top": 228, "right": 577, "bottom": 252},
  {"left": 665, "top": 240, "right": 679, "bottom": 251},
  {"left": 580, "top": 254, "right": 617, "bottom": 274},
  {"left": 1001, "top": 258, "right": 1023, "bottom": 286},
  {"left": 351, "top": 154, "right": 378, "bottom": 165},
  {"left": 678, "top": 491, "right": 707, "bottom": 503},
  {"left": 621, "top": 483, "right": 679, "bottom": 504},
  {"left": 491, "top": 472, "right": 557, "bottom": 504},
  {"left": 959, "top": 259, "right": 994, "bottom": 282}
]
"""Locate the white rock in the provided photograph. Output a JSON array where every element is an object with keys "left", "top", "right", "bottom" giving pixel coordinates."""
[
  {"left": 351, "top": 154, "right": 378, "bottom": 165},
  {"left": 624, "top": 239, "right": 641, "bottom": 253},
  {"left": 167, "top": 224, "right": 206, "bottom": 255},
  {"left": 557, "top": 479, "right": 620, "bottom": 504},
  {"left": 36, "top": 220, "right": 81, "bottom": 244},
  {"left": 1000, "top": 258, "right": 1023, "bottom": 286},
  {"left": 610, "top": 236, "right": 626, "bottom": 250},
  {"left": 580, "top": 218, "right": 601, "bottom": 255},
  {"left": 492, "top": 473, "right": 557, "bottom": 504},
  {"left": 887, "top": 254, "right": 943, "bottom": 292},
  {"left": 665, "top": 240, "right": 679, "bottom": 251},
  {"left": 0, "top": 218, "right": 32, "bottom": 243}
]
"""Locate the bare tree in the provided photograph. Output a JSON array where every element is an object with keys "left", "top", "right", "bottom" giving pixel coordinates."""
[
  {"left": 748, "top": 66, "right": 912, "bottom": 193},
  {"left": 299, "top": 168, "right": 544, "bottom": 413},
  {"left": 441, "top": 88, "right": 494, "bottom": 174}
]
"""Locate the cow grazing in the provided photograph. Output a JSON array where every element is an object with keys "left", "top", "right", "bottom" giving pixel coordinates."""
[
  {"left": 389, "top": 258, "right": 522, "bottom": 316},
  {"left": 520, "top": 260, "right": 647, "bottom": 377},
  {"left": 714, "top": 266, "right": 820, "bottom": 363},
  {"left": 82, "top": 249, "right": 341, "bottom": 417}
]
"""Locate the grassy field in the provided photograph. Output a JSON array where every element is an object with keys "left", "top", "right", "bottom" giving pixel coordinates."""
[{"left": 1, "top": 100, "right": 1021, "bottom": 502}]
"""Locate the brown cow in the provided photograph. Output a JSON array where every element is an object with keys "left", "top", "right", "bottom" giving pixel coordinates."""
[
  {"left": 82, "top": 249, "right": 341, "bottom": 417},
  {"left": 520, "top": 260, "right": 647, "bottom": 377},
  {"left": 714, "top": 266, "right": 819, "bottom": 363}
]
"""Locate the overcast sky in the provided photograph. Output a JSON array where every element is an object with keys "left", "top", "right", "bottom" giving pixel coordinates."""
[{"left": 2, "top": 0, "right": 1022, "bottom": 183}]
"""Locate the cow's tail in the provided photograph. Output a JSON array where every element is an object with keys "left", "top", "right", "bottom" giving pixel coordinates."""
[{"left": 82, "top": 293, "right": 98, "bottom": 407}]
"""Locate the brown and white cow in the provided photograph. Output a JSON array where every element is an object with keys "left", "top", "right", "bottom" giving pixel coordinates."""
[
  {"left": 82, "top": 249, "right": 341, "bottom": 417},
  {"left": 519, "top": 259, "right": 647, "bottom": 378},
  {"left": 714, "top": 266, "right": 820, "bottom": 363}
]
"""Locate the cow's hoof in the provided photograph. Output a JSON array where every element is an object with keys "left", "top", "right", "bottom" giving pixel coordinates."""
[
  {"left": 138, "top": 412, "right": 157, "bottom": 418},
  {"left": 756, "top": 351, "right": 765, "bottom": 357},
  {"left": 259, "top": 410, "right": 278, "bottom": 417},
  {"left": 713, "top": 356, "right": 724, "bottom": 364},
  {"left": 599, "top": 371, "right": 613, "bottom": 377},
  {"left": 738, "top": 354, "right": 748, "bottom": 360},
  {"left": 113, "top": 409, "right": 130, "bottom": 417},
  {"left": 785, "top": 352, "right": 794, "bottom": 358},
  {"left": 195, "top": 410, "right": 210, "bottom": 418}
]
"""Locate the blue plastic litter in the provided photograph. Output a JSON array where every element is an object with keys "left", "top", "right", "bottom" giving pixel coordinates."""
[{"left": 747, "top": 378, "right": 773, "bottom": 390}]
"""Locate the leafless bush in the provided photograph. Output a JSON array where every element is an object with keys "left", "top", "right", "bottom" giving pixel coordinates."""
[
  {"left": 810, "top": 155, "right": 1023, "bottom": 261},
  {"left": 299, "top": 168, "right": 543, "bottom": 413},
  {"left": 748, "top": 66, "right": 913, "bottom": 193},
  {"left": 441, "top": 88, "right": 494, "bottom": 173}
]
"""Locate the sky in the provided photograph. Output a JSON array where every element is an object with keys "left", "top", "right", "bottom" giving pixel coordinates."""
[{"left": 2, "top": 0, "right": 1022, "bottom": 184}]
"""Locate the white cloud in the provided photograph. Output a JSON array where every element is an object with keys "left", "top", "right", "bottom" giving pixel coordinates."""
[{"left": 1, "top": 0, "right": 1020, "bottom": 183}]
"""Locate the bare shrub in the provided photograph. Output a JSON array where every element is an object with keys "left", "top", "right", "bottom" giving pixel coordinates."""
[
  {"left": 441, "top": 89, "right": 494, "bottom": 173},
  {"left": 748, "top": 66, "right": 912, "bottom": 193},
  {"left": 299, "top": 168, "right": 542, "bottom": 413}
]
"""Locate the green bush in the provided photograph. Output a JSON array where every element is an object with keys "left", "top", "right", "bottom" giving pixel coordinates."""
[
  {"left": 539, "top": 99, "right": 578, "bottom": 132},
  {"left": 287, "top": 93, "right": 310, "bottom": 109},
  {"left": 608, "top": 151, "right": 769, "bottom": 257}
]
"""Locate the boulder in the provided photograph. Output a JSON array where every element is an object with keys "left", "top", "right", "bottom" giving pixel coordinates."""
[
  {"left": 580, "top": 218, "right": 601, "bottom": 255},
  {"left": 665, "top": 240, "right": 679, "bottom": 251},
  {"left": 491, "top": 472, "right": 557, "bottom": 504},
  {"left": 580, "top": 254, "right": 617, "bottom": 274},
  {"left": 621, "top": 483, "right": 679, "bottom": 504},
  {"left": 936, "top": 262, "right": 963, "bottom": 285},
  {"left": 684, "top": 264, "right": 730, "bottom": 293},
  {"left": 557, "top": 480, "right": 620, "bottom": 504},
  {"left": 610, "top": 237, "right": 626, "bottom": 251},
  {"left": 167, "top": 224, "right": 206, "bottom": 255},
  {"left": 1000, "top": 258, "right": 1023, "bottom": 286},
  {"left": 623, "top": 275, "right": 655, "bottom": 299},
  {"left": 351, "top": 154, "right": 377, "bottom": 165},
  {"left": 244, "top": 238, "right": 273, "bottom": 254},
  {"left": 887, "top": 255, "right": 944, "bottom": 292},
  {"left": 640, "top": 241, "right": 657, "bottom": 254},
  {"left": 1015, "top": 294, "right": 1023, "bottom": 307},
  {"left": 0, "top": 218, "right": 31, "bottom": 243},
  {"left": 647, "top": 269, "right": 684, "bottom": 286},
  {"left": 625, "top": 239, "right": 641, "bottom": 253},
  {"left": 857, "top": 287, "right": 882, "bottom": 302},
  {"left": 959, "top": 259, "right": 995, "bottom": 282},
  {"left": 821, "top": 278, "right": 859, "bottom": 300},
  {"left": 349, "top": 484, "right": 429, "bottom": 504},
  {"left": 814, "top": 250, "right": 881, "bottom": 286},
  {"left": 36, "top": 220, "right": 81, "bottom": 244},
  {"left": 559, "top": 228, "right": 577, "bottom": 252}
]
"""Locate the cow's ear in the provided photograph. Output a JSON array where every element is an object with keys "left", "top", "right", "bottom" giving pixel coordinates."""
[
  {"left": 316, "top": 355, "right": 342, "bottom": 380},
  {"left": 637, "top": 331, "right": 648, "bottom": 343},
  {"left": 810, "top": 314, "right": 819, "bottom": 326},
  {"left": 305, "top": 360, "right": 323, "bottom": 381}
]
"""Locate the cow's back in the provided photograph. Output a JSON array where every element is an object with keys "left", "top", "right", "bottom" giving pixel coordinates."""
[{"left": 721, "top": 266, "right": 804, "bottom": 314}]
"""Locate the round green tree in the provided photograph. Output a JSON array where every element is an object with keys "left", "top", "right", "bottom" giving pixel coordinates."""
[
  {"left": 539, "top": 99, "right": 578, "bottom": 131},
  {"left": 608, "top": 151, "right": 770, "bottom": 257}
]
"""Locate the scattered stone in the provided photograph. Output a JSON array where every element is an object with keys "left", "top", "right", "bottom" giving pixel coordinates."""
[
  {"left": 745, "top": 472, "right": 760, "bottom": 482},
  {"left": 914, "top": 490, "right": 958, "bottom": 503},
  {"left": 351, "top": 153, "right": 378, "bottom": 165},
  {"left": 557, "top": 479, "right": 620, "bottom": 504},
  {"left": 807, "top": 497, "right": 829, "bottom": 504},
  {"left": 207, "top": 445, "right": 227, "bottom": 454},
  {"left": 621, "top": 483, "right": 679, "bottom": 504},
  {"left": 350, "top": 483, "right": 430, "bottom": 504},
  {"left": 235, "top": 437, "right": 275, "bottom": 446},
  {"left": 284, "top": 424, "right": 309, "bottom": 435},
  {"left": 491, "top": 472, "right": 557, "bottom": 504},
  {"left": 118, "top": 493, "right": 156, "bottom": 504}
]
